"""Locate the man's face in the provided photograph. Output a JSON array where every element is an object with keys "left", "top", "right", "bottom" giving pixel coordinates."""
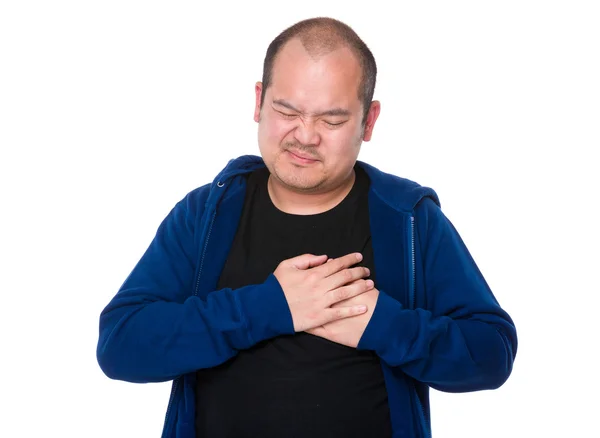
[{"left": 254, "top": 39, "right": 380, "bottom": 194}]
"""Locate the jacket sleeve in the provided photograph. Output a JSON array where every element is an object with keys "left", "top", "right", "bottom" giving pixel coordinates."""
[
  {"left": 96, "top": 188, "right": 295, "bottom": 384},
  {"left": 358, "top": 197, "right": 517, "bottom": 392}
]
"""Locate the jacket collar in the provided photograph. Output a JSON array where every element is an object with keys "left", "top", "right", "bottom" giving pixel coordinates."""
[{"left": 209, "top": 154, "right": 439, "bottom": 212}]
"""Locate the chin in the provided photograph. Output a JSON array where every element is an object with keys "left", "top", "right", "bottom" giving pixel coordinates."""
[{"left": 273, "top": 165, "right": 324, "bottom": 192}]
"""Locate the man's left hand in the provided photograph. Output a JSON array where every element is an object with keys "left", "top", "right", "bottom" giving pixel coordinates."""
[{"left": 306, "top": 283, "right": 379, "bottom": 348}]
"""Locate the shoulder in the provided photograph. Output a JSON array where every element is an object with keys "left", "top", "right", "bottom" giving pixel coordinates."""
[
  {"left": 183, "top": 183, "right": 212, "bottom": 209},
  {"left": 357, "top": 161, "right": 441, "bottom": 213},
  {"left": 165, "top": 183, "right": 212, "bottom": 227}
]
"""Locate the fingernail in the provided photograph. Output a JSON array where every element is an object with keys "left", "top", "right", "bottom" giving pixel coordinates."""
[
  {"left": 356, "top": 253, "right": 363, "bottom": 261},
  {"left": 357, "top": 305, "right": 367, "bottom": 312},
  {"left": 366, "top": 280, "right": 374, "bottom": 287}
]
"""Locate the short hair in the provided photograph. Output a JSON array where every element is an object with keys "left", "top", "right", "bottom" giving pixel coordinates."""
[{"left": 260, "top": 17, "right": 377, "bottom": 125}]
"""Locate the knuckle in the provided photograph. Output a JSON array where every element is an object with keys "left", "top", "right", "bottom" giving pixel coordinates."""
[
  {"left": 336, "top": 287, "right": 348, "bottom": 301},
  {"left": 307, "top": 310, "right": 318, "bottom": 321},
  {"left": 357, "top": 282, "right": 367, "bottom": 294}
]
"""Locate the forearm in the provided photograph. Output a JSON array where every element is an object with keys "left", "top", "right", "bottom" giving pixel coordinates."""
[
  {"left": 358, "top": 290, "right": 517, "bottom": 392},
  {"left": 97, "top": 274, "right": 294, "bottom": 383}
]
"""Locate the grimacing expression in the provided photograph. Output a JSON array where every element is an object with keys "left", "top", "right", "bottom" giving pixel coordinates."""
[{"left": 254, "top": 39, "right": 380, "bottom": 195}]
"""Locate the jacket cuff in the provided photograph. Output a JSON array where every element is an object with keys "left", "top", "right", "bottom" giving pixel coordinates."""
[
  {"left": 236, "top": 273, "right": 295, "bottom": 347},
  {"left": 357, "top": 289, "right": 406, "bottom": 354}
]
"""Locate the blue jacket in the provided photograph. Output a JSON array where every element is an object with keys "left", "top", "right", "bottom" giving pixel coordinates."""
[{"left": 97, "top": 155, "right": 517, "bottom": 438}]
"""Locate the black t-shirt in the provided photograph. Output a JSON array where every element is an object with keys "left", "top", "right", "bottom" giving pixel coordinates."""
[{"left": 195, "top": 166, "right": 392, "bottom": 438}]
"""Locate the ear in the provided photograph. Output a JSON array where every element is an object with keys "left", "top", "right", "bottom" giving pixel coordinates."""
[
  {"left": 254, "top": 82, "right": 263, "bottom": 123},
  {"left": 362, "top": 100, "right": 381, "bottom": 141}
]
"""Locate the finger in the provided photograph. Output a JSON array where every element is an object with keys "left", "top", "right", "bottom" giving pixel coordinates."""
[
  {"left": 324, "top": 266, "right": 371, "bottom": 291},
  {"left": 319, "top": 252, "right": 363, "bottom": 277},
  {"left": 326, "top": 279, "right": 374, "bottom": 306},
  {"left": 325, "top": 305, "right": 368, "bottom": 323},
  {"left": 288, "top": 253, "right": 328, "bottom": 270}
]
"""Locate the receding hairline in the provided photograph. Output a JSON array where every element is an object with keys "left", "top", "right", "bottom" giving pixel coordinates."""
[{"left": 278, "top": 21, "right": 363, "bottom": 64}]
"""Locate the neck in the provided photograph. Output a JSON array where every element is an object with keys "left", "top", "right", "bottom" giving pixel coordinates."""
[{"left": 267, "top": 170, "right": 356, "bottom": 215}]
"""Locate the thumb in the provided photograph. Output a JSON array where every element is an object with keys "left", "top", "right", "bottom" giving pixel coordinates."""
[{"left": 289, "top": 253, "right": 328, "bottom": 270}]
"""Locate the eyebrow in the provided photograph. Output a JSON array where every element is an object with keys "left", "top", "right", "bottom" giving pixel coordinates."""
[{"left": 272, "top": 99, "right": 351, "bottom": 117}]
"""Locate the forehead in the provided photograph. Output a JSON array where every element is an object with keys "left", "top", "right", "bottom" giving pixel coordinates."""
[{"left": 269, "top": 39, "right": 363, "bottom": 112}]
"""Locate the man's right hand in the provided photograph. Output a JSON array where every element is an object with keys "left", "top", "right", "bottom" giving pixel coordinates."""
[{"left": 273, "top": 253, "right": 373, "bottom": 332}]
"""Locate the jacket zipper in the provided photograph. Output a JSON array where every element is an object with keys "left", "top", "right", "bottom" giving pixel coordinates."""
[
  {"left": 161, "top": 208, "right": 218, "bottom": 438},
  {"left": 410, "top": 215, "right": 431, "bottom": 438},
  {"left": 410, "top": 216, "right": 416, "bottom": 309}
]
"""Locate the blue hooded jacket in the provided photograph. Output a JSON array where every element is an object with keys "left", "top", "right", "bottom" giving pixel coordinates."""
[{"left": 97, "top": 155, "right": 517, "bottom": 438}]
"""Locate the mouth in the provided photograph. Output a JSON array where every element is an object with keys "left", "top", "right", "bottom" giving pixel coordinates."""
[{"left": 287, "top": 150, "right": 318, "bottom": 163}]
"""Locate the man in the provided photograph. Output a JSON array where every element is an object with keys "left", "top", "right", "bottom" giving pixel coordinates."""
[{"left": 97, "top": 17, "right": 517, "bottom": 438}]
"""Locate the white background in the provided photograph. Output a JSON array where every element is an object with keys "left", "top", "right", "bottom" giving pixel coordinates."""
[{"left": 1, "top": 1, "right": 598, "bottom": 437}]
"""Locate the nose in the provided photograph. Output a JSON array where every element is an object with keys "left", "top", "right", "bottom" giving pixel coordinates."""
[{"left": 293, "top": 119, "right": 321, "bottom": 147}]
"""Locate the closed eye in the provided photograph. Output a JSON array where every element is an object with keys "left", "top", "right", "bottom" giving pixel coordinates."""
[
  {"left": 324, "top": 120, "right": 347, "bottom": 127},
  {"left": 277, "top": 111, "right": 297, "bottom": 119},
  {"left": 276, "top": 110, "right": 346, "bottom": 127}
]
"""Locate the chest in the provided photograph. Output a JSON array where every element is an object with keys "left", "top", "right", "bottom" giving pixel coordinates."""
[
  {"left": 219, "top": 198, "right": 376, "bottom": 289},
  {"left": 195, "top": 186, "right": 413, "bottom": 309}
]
